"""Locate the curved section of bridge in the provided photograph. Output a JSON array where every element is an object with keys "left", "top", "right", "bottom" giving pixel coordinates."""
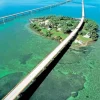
[
  {"left": 2, "top": 0, "right": 85, "bottom": 100},
  {"left": 0, "top": 1, "right": 70, "bottom": 24}
]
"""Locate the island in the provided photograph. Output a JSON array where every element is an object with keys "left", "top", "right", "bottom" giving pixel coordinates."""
[{"left": 29, "top": 15, "right": 99, "bottom": 47}]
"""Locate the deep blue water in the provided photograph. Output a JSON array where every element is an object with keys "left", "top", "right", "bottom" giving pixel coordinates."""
[
  {"left": 0, "top": 4, "right": 43, "bottom": 17},
  {"left": 0, "top": 0, "right": 100, "bottom": 24}
]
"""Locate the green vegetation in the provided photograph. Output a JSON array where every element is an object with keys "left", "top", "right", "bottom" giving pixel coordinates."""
[
  {"left": 30, "top": 15, "right": 79, "bottom": 42},
  {"left": 79, "top": 19, "right": 99, "bottom": 41},
  {"left": 29, "top": 15, "right": 99, "bottom": 46}
]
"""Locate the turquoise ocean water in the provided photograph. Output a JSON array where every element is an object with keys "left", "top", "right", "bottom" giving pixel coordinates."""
[{"left": 0, "top": 0, "right": 100, "bottom": 99}]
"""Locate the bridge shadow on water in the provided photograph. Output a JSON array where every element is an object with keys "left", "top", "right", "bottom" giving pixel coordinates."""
[{"left": 19, "top": 22, "right": 85, "bottom": 100}]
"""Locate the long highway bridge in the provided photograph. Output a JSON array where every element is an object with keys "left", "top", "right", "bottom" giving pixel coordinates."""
[
  {"left": 2, "top": 0, "right": 85, "bottom": 100},
  {"left": 0, "top": 0, "right": 70, "bottom": 24}
]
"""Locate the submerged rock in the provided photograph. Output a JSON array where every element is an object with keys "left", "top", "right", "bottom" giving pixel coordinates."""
[
  {"left": 71, "top": 91, "right": 78, "bottom": 97},
  {"left": 30, "top": 72, "right": 86, "bottom": 100},
  {"left": 19, "top": 53, "right": 33, "bottom": 64}
]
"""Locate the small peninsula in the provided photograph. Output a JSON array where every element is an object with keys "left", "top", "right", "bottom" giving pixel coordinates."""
[{"left": 29, "top": 15, "right": 99, "bottom": 47}]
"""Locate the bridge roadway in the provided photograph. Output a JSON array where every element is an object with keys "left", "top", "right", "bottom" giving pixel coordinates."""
[
  {"left": 2, "top": 0, "right": 84, "bottom": 100},
  {"left": 0, "top": 1, "right": 69, "bottom": 24}
]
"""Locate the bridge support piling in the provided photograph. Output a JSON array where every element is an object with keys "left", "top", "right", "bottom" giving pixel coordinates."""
[
  {"left": 3, "top": 18, "right": 5, "bottom": 24},
  {"left": 50, "top": 6, "right": 52, "bottom": 12},
  {"left": 30, "top": 11, "right": 32, "bottom": 14}
]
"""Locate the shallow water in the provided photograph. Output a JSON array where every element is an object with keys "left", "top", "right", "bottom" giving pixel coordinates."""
[{"left": 0, "top": 0, "right": 100, "bottom": 99}]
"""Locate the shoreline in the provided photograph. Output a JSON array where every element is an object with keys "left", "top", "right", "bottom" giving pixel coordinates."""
[
  {"left": 28, "top": 24, "right": 62, "bottom": 42},
  {"left": 71, "top": 40, "right": 94, "bottom": 49},
  {"left": 28, "top": 24, "right": 94, "bottom": 49},
  {"left": 28, "top": 15, "right": 99, "bottom": 49}
]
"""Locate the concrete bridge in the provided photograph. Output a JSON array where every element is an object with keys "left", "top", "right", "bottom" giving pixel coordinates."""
[
  {"left": 0, "top": 1, "right": 70, "bottom": 24},
  {"left": 2, "top": 0, "right": 85, "bottom": 100}
]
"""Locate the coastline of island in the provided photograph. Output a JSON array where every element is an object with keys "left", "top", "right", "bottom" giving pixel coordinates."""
[{"left": 29, "top": 15, "right": 99, "bottom": 48}]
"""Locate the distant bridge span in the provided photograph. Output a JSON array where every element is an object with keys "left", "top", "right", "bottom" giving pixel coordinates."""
[
  {"left": 0, "top": 1, "right": 70, "bottom": 24},
  {"left": 2, "top": 0, "right": 85, "bottom": 100}
]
